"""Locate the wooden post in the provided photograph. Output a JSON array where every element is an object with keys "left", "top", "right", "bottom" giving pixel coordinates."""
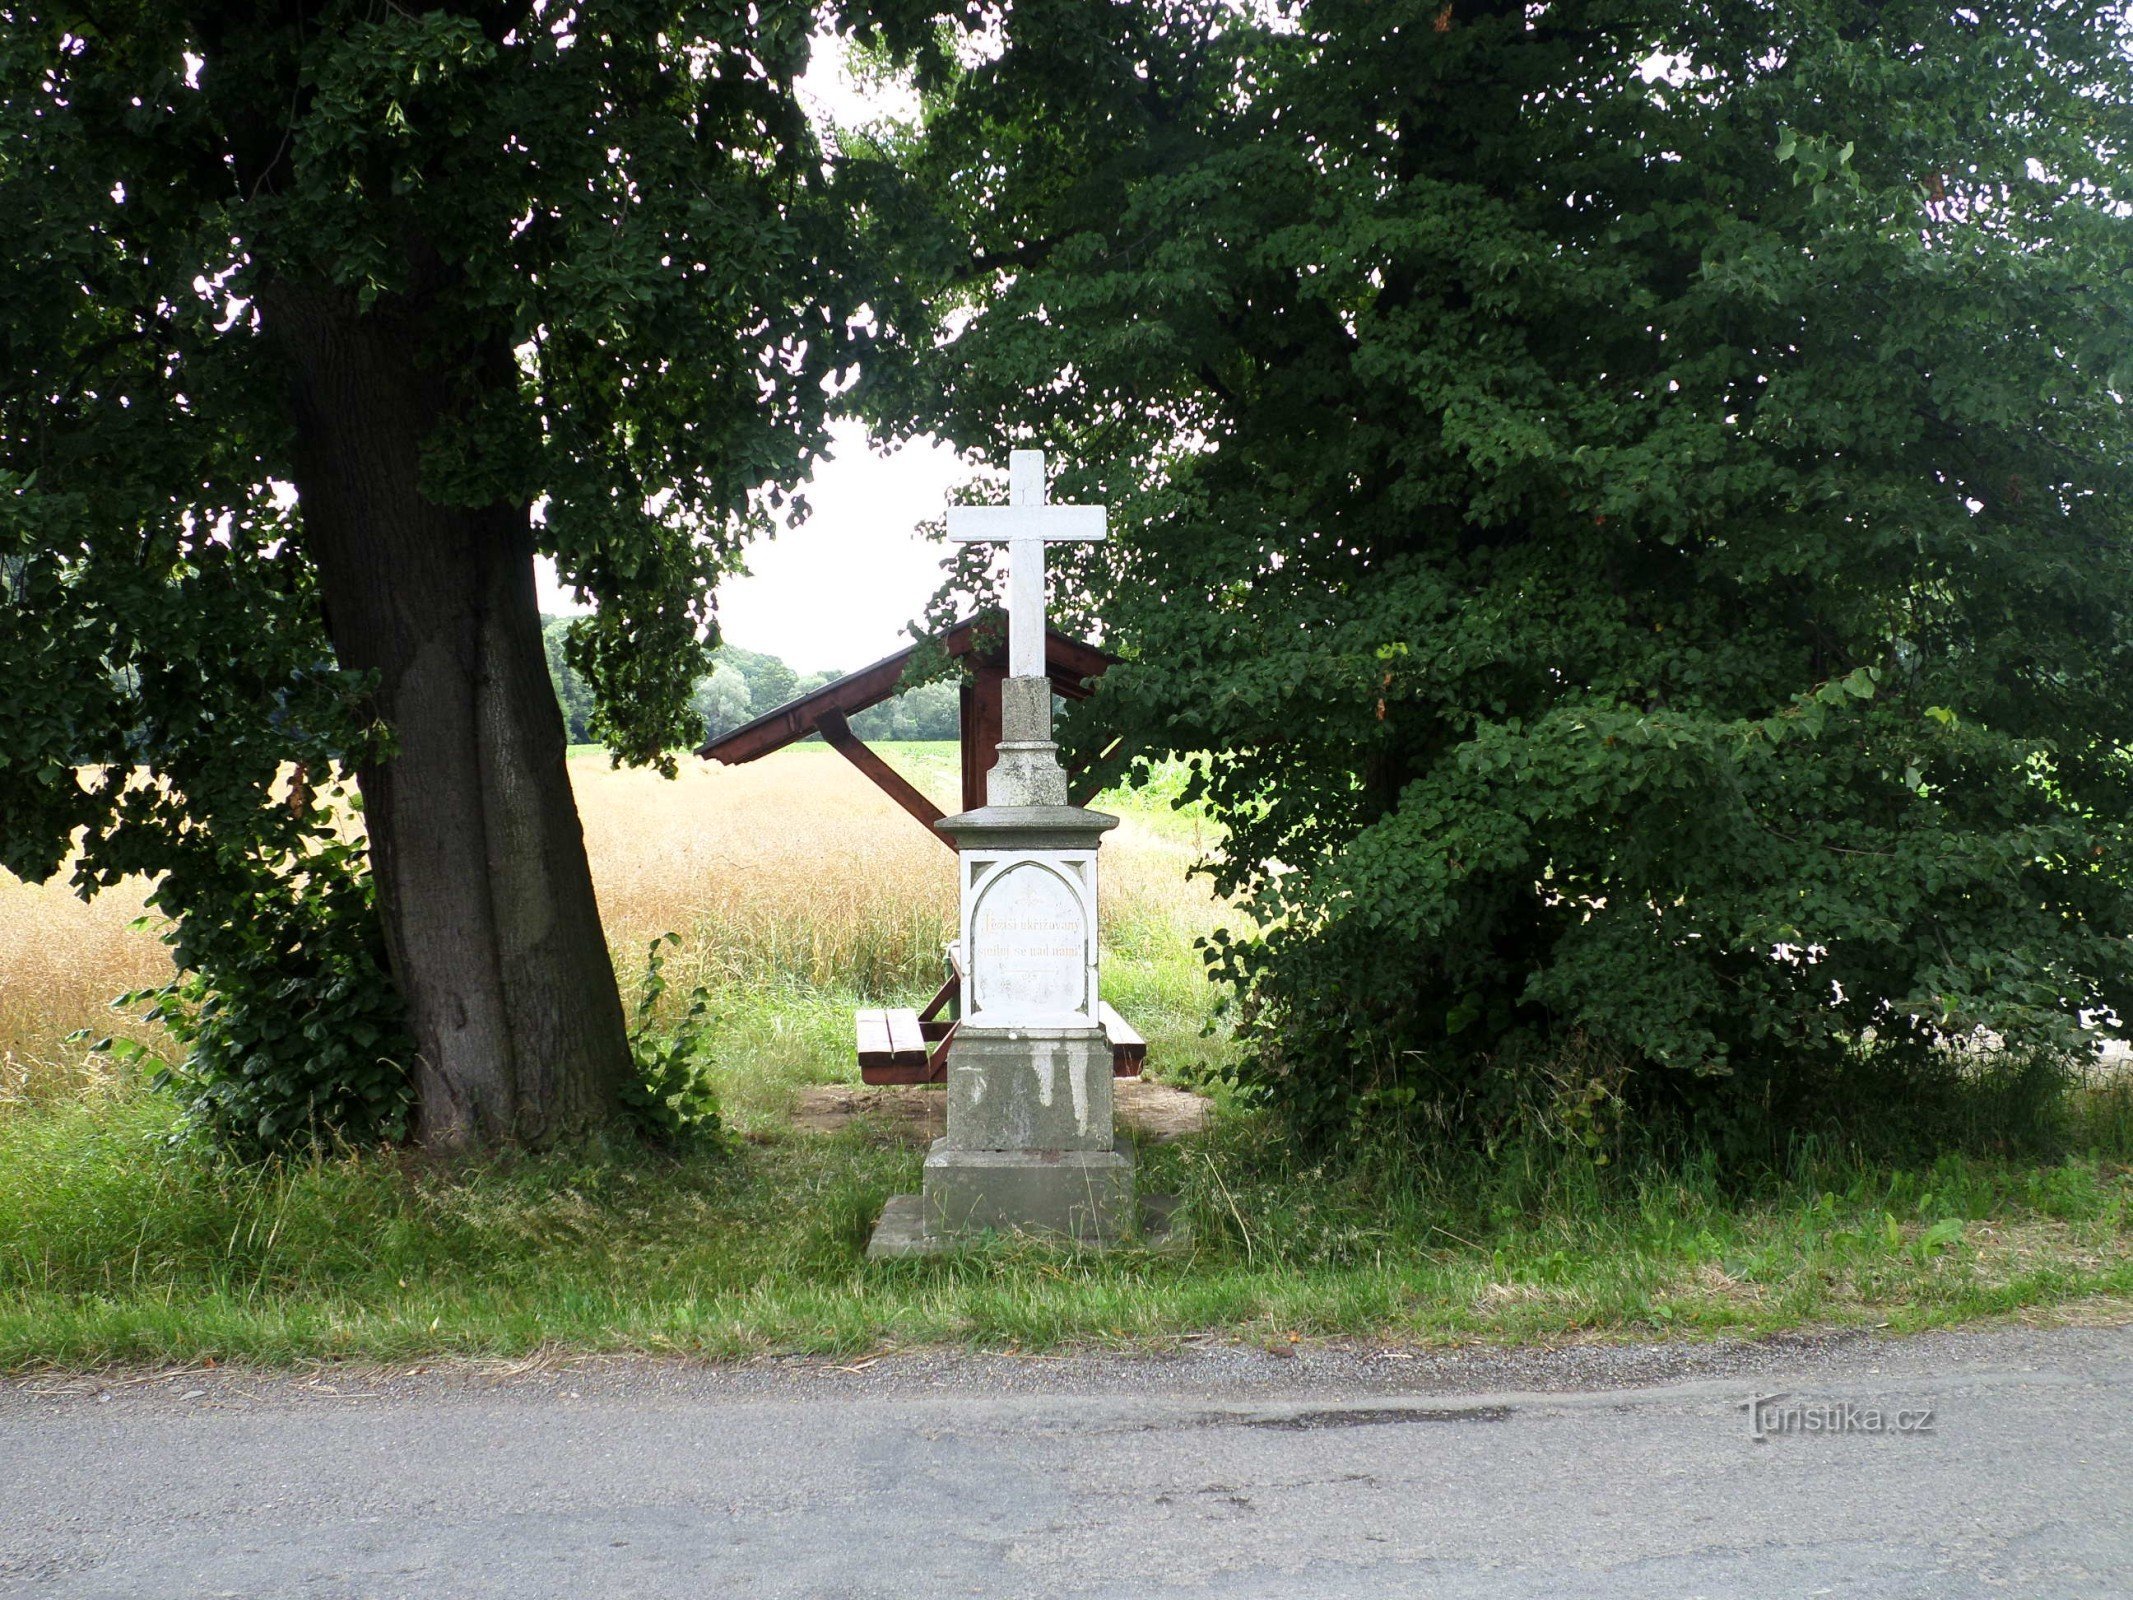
[{"left": 961, "top": 657, "right": 1007, "bottom": 812}]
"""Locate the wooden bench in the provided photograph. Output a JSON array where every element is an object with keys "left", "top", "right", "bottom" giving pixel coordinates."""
[
  {"left": 856, "top": 999, "right": 1146, "bottom": 1086},
  {"left": 1099, "top": 1002, "right": 1146, "bottom": 1075},
  {"left": 854, "top": 1006, "right": 929, "bottom": 1080}
]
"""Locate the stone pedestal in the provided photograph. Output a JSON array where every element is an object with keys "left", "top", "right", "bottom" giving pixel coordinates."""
[
  {"left": 867, "top": 672, "right": 1143, "bottom": 1257},
  {"left": 922, "top": 1143, "right": 1137, "bottom": 1242},
  {"left": 922, "top": 1024, "right": 1134, "bottom": 1242},
  {"left": 943, "top": 1025, "right": 1116, "bottom": 1151},
  {"left": 983, "top": 677, "right": 1070, "bottom": 807}
]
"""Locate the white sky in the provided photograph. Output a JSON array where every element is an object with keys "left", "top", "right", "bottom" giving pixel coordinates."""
[
  {"left": 534, "top": 35, "right": 966, "bottom": 674},
  {"left": 535, "top": 425, "right": 973, "bottom": 676}
]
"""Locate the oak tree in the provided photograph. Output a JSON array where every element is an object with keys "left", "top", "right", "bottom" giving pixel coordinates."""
[{"left": 1, "top": 1, "right": 934, "bottom": 1148}]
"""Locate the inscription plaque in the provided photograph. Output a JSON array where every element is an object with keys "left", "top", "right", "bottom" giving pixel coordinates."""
[{"left": 971, "top": 862, "right": 1088, "bottom": 1018}]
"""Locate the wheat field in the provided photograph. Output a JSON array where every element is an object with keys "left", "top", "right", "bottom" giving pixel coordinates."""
[{"left": 0, "top": 744, "right": 1231, "bottom": 1115}]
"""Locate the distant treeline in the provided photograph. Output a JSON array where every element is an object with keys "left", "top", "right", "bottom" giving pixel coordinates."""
[{"left": 541, "top": 618, "right": 957, "bottom": 747}]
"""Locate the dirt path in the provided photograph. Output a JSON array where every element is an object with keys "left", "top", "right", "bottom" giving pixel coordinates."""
[{"left": 789, "top": 1076, "right": 1215, "bottom": 1142}]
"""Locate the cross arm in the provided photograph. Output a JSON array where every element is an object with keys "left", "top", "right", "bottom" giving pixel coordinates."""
[{"left": 944, "top": 504, "right": 1106, "bottom": 542}]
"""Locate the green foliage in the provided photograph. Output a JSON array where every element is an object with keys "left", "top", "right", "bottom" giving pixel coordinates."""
[
  {"left": 3, "top": 439, "right": 408, "bottom": 1154},
  {"left": 851, "top": 679, "right": 959, "bottom": 741},
  {"left": 0, "top": 2, "right": 956, "bottom": 1146},
  {"left": 885, "top": 0, "right": 2133, "bottom": 1150},
  {"left": 720, "top": 646, "right": 803, "bottom": 719},
  {"left": 623, "top": 935, "right": 725, "bottom": 1145},
  {"left": 690, "top": 662, "right": 756, "bottom": 742},
  {"left": 542, "top": 616, "right": 599, "bottom": 746},
  {"left": 104, "top": 835, "right": 413, "bottom": 1156}
]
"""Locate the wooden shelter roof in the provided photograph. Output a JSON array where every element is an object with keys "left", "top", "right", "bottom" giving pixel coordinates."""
[
  {"left": 694, "top": 614, "right": 1117, "bottom": 844},
  {"left": 693, "top": 614, "right": 1111, "bottom": 765}
]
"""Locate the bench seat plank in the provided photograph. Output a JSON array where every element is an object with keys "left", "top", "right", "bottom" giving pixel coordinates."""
[
  {"left": 858, "top": 1006, "right": 933, "bottom": 1084},
  {"left": 862, "top": 1003, "right": 1146, "bottom": 1082},
  {"left": 855, "top": 1008, "right": 893, "bottom": 1067},
  {"left": 884, "top": 1007, "right": 925, "bottom": 1063},
  {"left": 1101, "top": 1002, "right": 1146, "bottom": 1077}
]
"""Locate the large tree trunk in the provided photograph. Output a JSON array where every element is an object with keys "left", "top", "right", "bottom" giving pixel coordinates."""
[{"left": 263, "top": 284, "right": 635, "bottom": 1149}]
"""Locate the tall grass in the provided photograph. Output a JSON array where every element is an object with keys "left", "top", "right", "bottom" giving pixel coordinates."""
[
  {"left": 0, "top": 866, "right": 172, "bottom": 1110},
  {"left": 0, "top": 743, "right": 1236, "bottom": 1123}
]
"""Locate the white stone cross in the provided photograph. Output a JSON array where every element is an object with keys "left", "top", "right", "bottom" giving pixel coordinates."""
[{"left": 945, "top": 450, "right": 1106, "bottom": 679}]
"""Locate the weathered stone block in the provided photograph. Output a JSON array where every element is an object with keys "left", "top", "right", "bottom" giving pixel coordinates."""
[
  {"left": 921, "top": 1141, "right": 1138, "bottom": 1244},
  {"left": 998, "top": 674, "right": 1054, "bottom": 745},
  {"left": 983, "top": 673, "right": 1071, "bottom": 805},
  {"left": 944, "top": 1025, "right": 1115, "bottom": 1152},
  {"left": 985, "top": 746, "right": 1070, "bottom": 807}
]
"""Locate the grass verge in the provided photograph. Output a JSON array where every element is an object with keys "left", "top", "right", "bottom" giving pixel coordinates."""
[{"left": 1, "top": 1086, "right": 2126, "bottom": 1371}]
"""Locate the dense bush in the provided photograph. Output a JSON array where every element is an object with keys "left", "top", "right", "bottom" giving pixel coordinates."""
[{"left": 888, "top": 0, "right": 2133, "bottom": 1150}]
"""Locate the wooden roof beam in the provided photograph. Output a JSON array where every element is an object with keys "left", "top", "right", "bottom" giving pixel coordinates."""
[
  {"left": 816, "top": 711, "right": 955, "bottom": 850},
  {"left": 695, "top": 616, "right": 1116, "bottom": 768},
  {"left": 695, "top": 647, "right": 918, "bottom": 765}
]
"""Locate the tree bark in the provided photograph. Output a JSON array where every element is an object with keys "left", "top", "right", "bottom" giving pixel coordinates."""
[{"left": 263, "top": 283, "right": 635, "bottom": 1149}]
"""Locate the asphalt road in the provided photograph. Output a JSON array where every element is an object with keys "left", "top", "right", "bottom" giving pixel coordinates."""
[{"left": 3, "top": 1321, "right": 2128, "bottom": 1599}]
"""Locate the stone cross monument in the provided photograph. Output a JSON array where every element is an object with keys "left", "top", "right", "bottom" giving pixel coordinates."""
[{"left": 868, "top": 450, "right": 1137, "bottom": 1256}]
